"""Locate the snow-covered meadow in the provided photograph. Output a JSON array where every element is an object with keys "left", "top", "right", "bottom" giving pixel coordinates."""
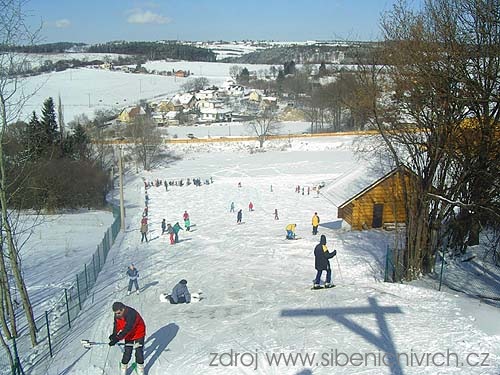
[
  {"left": 13, "top": 135, "right": 498, "bottom": 375},
  {"left": 13, "top": 61, "right": 273, "bottom": 125}
]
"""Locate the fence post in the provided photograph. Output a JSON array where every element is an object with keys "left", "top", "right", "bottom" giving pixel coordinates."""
[
  {"left": 438, "top": 247, "right": 446, "bottom": 291},
  {"left": 64, "top": 289, "right": 71, "bottom": 329},
  {"left": 45, "top": 311, "right": 53, "bottom": 358},
  {"left": 92, "top": 254, "right": 97, "bottom": 283},
  {"left": 84, "top": 263, "right": 89, "bottom": 296},
  {"left": 76, "top": 274, "right": 82, "bottom": 311},
  {"left": 96, "top": 247, "right": 101, "bottom": 272}
]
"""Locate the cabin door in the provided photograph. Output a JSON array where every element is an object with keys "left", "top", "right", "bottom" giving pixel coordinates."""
[{"left": 372, "top": 204, "right": 384, "bottom": 228}]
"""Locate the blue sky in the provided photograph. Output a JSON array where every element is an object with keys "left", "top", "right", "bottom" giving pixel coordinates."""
[{"left": 27, "top": 0, "right": 402, "bottom": 44}]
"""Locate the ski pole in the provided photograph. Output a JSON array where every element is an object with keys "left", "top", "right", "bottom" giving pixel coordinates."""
[
  {"left": 81, "top": 339, "right": 125, "bottom": 349},
  {"left": 335, "top": 254, "right": 344, "bottom": 283}
]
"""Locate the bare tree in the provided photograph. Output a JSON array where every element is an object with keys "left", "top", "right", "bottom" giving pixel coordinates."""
[
  {"left": 361, "top": 0, "right": 500, "bottom": 278},
  {"left": 181, "top": 77, "right": 209, "bottom": 92},
  {"left": 247, "top": 108, "right": 281, "bottom": 148},
  {"left": 229, "top": 65, "right": 242, "bottom": 81},
  {"left": 0, "top": 0, "right": 40, "bottom": 357},
  {"left": 344, "top": 0, "right": 500, "bottom": 279},
  {"left": 125, "top": 116, "right": 163, "bottom": 170}
]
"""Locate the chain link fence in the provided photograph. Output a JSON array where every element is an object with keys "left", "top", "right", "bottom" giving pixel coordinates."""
[{"left": 2, "top": 205, "right": 122, "bottom": 375}]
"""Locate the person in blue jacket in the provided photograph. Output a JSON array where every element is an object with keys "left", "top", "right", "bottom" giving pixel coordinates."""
[
  {"left": 167, "top": 279, "right": 191, "bottom": 304},
  {"left": 126, "top": 264, "right": 140, "bottom": 295}
]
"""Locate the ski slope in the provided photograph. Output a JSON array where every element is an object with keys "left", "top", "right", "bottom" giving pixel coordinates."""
[{"left": 37, "top": 136, "right": 499, "bottom": 374}]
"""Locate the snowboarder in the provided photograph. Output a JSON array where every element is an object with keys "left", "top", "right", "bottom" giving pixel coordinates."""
[
  {"left": 126, "top": 264, "right": 140, "bottom": 295},
  {"left": 274, "top": 209, "right": 279, "bottom": 220},
  {"left": 313, "top": 235, "right": 337, "bottom": 289},
  {"left": 285, "top": 223, "right": 297, "bottom": 239},
  {"left": 108, "top": 302, "right": 146, "bottom": 375},
  {"left": 248, "top": 202, "right": 254, "bottom": 211},
  {"left": 237, "top": 209, "right": 243, "bottom": 224},
  {"left": 140, "top": 221, "right": 148, "bottom": 243},
  {"left": 161, "top": 219, "right": 166, "bottom": 235},
  {"left": 166, "top": 223, "right": 174, "bottom": 244},
  {"left": 165, "top": 279, "right": 191, "bottom": 304},
  {"left": 173, "top": 222, "right": 183, "bottom": 243},
  {"left": 230, "top": 201, "right": 235, "bottom": 213},
  {"left": 312, "top": 212, "right": 320, "bottom": 235}
]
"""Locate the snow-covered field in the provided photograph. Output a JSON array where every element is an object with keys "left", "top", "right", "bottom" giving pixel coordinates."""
[
  {"left": 12, "top": 61, "right": 273, "bottom": 125},
  {"left": 16, "top": 135, "right": 498, "bottom": 375},
  {"left": 16, "top": 211, "right": 114, "bottom": 315}
]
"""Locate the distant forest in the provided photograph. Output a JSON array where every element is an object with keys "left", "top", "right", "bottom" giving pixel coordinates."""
[
  {"left": 0, "top": 42, "right": 87, "bottom": 53},
  {"left": 0, "top": 41, "right": 216, "bottom": 62},
  {"left": 87, "top": 41, "right": 216, "bottom": 62}
]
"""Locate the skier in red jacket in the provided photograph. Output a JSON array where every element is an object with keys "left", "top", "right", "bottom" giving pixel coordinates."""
[{"left": 109, "top": 302, "right": 146, "bottom": 375}]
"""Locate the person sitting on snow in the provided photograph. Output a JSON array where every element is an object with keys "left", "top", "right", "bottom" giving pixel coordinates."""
[
  {"left": 167, "top": 279, "right": 191, "bottom": 304},
  {"left": 285, "top": 223, "right": 297, "bottom": 239}
]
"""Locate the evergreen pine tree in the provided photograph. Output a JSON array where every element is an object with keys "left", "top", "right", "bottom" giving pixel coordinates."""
[
  {"left": 71, "top": 123, "right": 91, "bottom": 160},
  {"left": 238, "top": 67, "right": 250, "bottom": 85},
  {"left": 40, "top": 97, "right": 59, "bottom": 156},
  {"left": 25, "top": 111, "right": 43, "bottom": 159}
]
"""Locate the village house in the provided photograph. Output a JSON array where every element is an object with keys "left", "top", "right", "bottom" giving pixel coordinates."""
[
  {"left": 117, "top": 105, "right": 146, "bottom": 123},
  {"left": 171, "top": 93, "right": 196, "bottom": 110},
  {"left": 197, "top": 99, "right": 232, "bottom": 122},
  {"left": 175, "top": 70, "right": 189, "bottom": 78},
  {"left": 249, "top": 90, "right": 263, "bottom": 102},
  {"left": 195, "top": 88, "right": 220, "bottom": 101}
]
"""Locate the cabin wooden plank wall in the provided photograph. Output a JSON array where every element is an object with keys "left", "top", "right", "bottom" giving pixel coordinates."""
[{"left": 339, "top": 171, "right": 410, "bottom": 230}]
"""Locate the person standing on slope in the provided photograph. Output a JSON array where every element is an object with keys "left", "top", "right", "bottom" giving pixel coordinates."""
[
  {"left": 173, "top": 222, "right": 184, "bottom": 243},
  {"left": 161, "top": 219, "right": 166, "bottom": 235},
  {"left": 108, "top": 302, "right": 146, "bottom": 375},
  {"left": 140, "top": 220, "right": 148, "bottom": 243},
  {"left": 166, "top": 223, "right": 175, "bottom": 245},
  {"left": 237, "top": 209, "right": 243, "bottom": 224},
  {"left": 183, "top": 211, "right": 191, "bottom": 231},
  {"left": 126, "top": 264, "right": 140, "bottom": 295},
  {"left": 313, "top": 235, "right": 337, "bottom": 289},
  {"left": 312, "top": 212, "right": 320, "bottom": 235}
]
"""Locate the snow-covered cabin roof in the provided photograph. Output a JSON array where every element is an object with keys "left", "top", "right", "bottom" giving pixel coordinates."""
[{"left": 171, "top": 93, "right": 195, "bottom": 106}]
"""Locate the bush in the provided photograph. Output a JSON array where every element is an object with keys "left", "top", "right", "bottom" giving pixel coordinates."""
[{"left": 8, "top": 159, "right": 109, "bottom": 210}]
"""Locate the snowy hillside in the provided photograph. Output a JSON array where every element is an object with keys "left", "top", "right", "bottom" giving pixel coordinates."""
[
  {"left": 13, "top": 61, "right": 271, "bottom": 124},
  {"left": 30, "top": 135, "right": 499, "bottom": 375}
]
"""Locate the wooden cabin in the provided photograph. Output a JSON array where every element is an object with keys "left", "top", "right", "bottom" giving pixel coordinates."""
[{"left": 337, "top": 166, "right": 416, "bottom": 230}]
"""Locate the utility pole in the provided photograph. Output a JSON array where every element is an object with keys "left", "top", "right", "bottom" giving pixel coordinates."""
[{"left": 118, "top": 148, "right": 125, "bottom": 231}]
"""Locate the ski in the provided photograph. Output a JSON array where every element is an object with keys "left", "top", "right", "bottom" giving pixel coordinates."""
[{"left": 310, "top": 285, "right": 336, "bottom": 290}]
